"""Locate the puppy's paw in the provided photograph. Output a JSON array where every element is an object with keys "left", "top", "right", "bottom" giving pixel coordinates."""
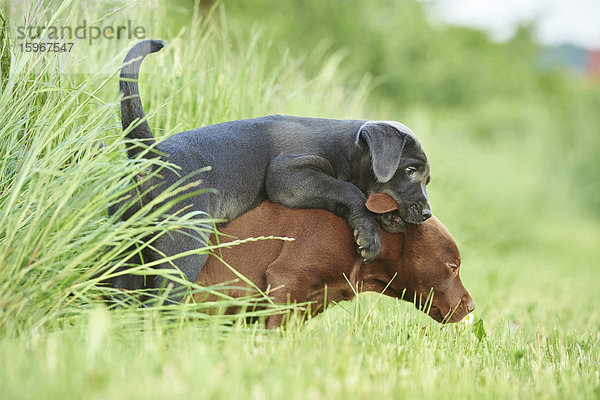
[{"left": 352, "top": 220, "right": 381, "bottom": 263}]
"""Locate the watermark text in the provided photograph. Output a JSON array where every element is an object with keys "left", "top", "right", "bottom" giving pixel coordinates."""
[{"left": 13, "top": 20, "right": 146, "bottom": 46}]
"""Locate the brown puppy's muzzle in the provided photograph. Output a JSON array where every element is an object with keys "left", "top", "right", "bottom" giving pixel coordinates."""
[
  {"left": 432, "top": 295, "right": 475, "bottom": 324},
  {"left": 367, "top": 194, "right": 473, "bottom": 324}
]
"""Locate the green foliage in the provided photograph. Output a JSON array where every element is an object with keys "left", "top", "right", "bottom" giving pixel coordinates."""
[
  {"left": 472, "top": 318, "right": 486, "bottom": 342},
  {"left": 226, "top": 0, "right": 537, "bottom": 107}
]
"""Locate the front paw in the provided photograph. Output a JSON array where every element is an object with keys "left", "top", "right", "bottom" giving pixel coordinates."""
[{"left": 352, "top": 220, "right": 381, "bottom": 263}]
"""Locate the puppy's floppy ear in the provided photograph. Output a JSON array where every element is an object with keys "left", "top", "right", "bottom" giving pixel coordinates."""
[
  {"left": 366, "top": 193, "right": 399, "bottom": 214},
  {"left": 357, "top": 122, "right": 408, "bottom": 183}
]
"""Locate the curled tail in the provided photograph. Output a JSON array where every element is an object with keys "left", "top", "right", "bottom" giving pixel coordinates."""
[{"left": 120, "top": 39, "right": 166, "bottom": 158}]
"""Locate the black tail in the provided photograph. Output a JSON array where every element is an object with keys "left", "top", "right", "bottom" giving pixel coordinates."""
[{"left": 120, "top": 39, "right": 166, "bottom": 158}]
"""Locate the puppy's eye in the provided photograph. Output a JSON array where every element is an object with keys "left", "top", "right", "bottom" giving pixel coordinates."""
[
  {"left": 447, "top": 263, "right": 458, "bottom": 271},
  {"left": 405, "top": 167, "right": 417, "bottom": 177}
]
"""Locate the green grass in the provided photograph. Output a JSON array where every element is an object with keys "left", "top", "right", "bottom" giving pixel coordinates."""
[
  {"left": 1, "top": 288, "right": 598, "bottom": 399},
  {"left": 0, "top": 1, "right": 599, "bottom": 399}
]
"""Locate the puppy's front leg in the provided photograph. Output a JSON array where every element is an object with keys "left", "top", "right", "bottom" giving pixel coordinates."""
[{"left": 266, "top": 154, "right": 380, "bottom": 262}]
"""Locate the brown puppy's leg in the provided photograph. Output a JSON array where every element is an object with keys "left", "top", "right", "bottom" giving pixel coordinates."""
[
  {"left": 264, "top": 262, "right": 312, "bottom": 329},
  {"left": 260, "top": 208, "right": 357, "bottom": 328}
]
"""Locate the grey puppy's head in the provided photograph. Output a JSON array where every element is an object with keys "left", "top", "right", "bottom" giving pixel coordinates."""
[{"left": 356, "top": 121, "right": 431, "bottom": 232}]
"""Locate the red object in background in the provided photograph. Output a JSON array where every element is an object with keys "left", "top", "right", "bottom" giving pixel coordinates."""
[{"left": 587, "top": 49, "right": 600, "bottom": 81}]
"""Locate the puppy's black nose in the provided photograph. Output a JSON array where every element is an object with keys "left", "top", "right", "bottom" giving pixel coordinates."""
[{"left": 421, "top": 209, "right": 432, "bottom": 221}]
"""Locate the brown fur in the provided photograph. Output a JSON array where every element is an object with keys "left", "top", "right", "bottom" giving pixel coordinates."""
[{"left": 196, "top": 200, "right": 474, "bottom": 328}]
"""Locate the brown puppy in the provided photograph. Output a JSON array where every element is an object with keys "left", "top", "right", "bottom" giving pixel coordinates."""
[{"left": 196, "top": 195, "right": 474, "bottom": 328}]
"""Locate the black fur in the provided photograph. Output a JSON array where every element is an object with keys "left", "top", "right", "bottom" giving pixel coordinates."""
[{"left": 112, "top": 39, "right": 431, "bottom": 295}]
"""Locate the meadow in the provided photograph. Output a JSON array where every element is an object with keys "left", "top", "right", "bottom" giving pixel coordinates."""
[{"left": 0, "top": 1, "right": 598, "bottom": 399}]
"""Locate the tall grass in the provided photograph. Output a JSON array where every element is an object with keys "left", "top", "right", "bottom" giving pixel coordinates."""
[{"left": 0, "top": 0, "right": 370, "bottom": 336}]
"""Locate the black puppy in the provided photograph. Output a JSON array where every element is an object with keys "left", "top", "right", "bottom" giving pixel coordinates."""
[{"left": 113, "top": 39, "right": 431, "bottom": 293}]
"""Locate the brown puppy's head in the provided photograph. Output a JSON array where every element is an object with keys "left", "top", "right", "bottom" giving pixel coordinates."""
[{"left": 366, "top": 194, "right": 474, "bottom": 323}]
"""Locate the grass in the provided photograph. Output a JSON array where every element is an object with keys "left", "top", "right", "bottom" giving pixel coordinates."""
[
  {"left": 1, "top": 288, "right": 598, "bottom": 399},
  {"left": 0, "top": 1, "right": 599, "bottom": 399}
]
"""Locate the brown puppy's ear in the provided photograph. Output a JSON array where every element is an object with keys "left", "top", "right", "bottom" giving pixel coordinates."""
[{"left": 366, "top": 193, "right": 399, "bottom": 214}]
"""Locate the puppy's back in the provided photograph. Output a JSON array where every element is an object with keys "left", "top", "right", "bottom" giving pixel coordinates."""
[{"left": 197, "top": 201, "right": 355, "bottom": 294}]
